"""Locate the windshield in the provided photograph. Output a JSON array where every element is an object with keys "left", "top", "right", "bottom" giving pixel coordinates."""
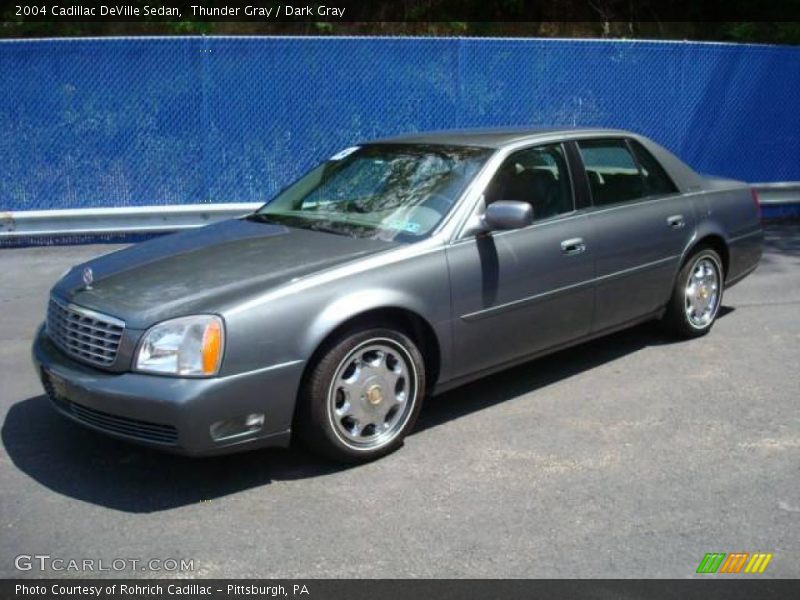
[{"left": 253, "top": 143, "right": 492, "bottom": 242}]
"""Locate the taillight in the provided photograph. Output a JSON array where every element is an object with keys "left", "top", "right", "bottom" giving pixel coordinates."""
[{"left": 750, "top": 188, "right": 762, "bottom": 221}]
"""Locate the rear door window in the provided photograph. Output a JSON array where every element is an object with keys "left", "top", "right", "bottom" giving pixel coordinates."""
[{"left": 578, "top": 139, "right": 643, "bottom": 206}]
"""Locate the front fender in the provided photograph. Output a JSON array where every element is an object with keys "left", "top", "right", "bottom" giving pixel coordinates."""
[
  {"left": 220, "top": 241, "right": 453, "bottom": 382},
  {"left": 300, "top": 288, "right": 430, "bottom": 358}
]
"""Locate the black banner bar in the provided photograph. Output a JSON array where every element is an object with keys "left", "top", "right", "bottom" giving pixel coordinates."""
[
  {"left": 3, "top": 580, "right": 800, "bottom": 600},
  {"left": 3, "top": 0, "right": 800, "bottom": 23}
]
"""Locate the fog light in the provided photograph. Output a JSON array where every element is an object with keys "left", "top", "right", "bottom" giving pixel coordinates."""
[{"left": 210, "top": 413, "right": 265, "bottom": 441}]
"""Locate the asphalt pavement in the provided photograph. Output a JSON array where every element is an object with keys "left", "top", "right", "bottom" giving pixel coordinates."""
[{"left": 1, "top": 224, "right": 798, "bottom": 578}]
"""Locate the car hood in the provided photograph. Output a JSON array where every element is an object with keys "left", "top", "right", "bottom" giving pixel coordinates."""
[{"left": 53, "top": 218, "right": 396, "bottom": 329}]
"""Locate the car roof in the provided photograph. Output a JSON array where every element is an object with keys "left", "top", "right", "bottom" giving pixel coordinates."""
[{"left": 368, "top": 127, "right": 632, "bottom": 149}]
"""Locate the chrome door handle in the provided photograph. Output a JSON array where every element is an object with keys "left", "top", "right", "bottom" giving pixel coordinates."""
[
  {"left": 561, "top": 238, "right": 586, "bottom": 255},
  {"left": 667, "top": 214, "right": 685, "bottom": 229}
]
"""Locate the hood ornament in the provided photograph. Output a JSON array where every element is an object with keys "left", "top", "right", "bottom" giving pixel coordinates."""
[{"left": 82, "top": 267, "right": 94, "bottom": 290}]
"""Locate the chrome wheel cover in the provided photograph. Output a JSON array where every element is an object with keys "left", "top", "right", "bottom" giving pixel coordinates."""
[
  {"left": 327, "top": 338, "right": 417, "bottom": 450},
  {"left": 684, "top": 256, "right": 722, "bottom": 329}
]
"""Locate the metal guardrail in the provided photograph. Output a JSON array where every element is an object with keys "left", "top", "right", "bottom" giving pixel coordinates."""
[
  {"left": 1, "top": 182, "right": 798, "bottom": 240},
  {"left": 751, "top": 182, "right": 800, "bottom": 205},
  {"left": 0, "top": 203, "right": 261, "bottom": 239}
]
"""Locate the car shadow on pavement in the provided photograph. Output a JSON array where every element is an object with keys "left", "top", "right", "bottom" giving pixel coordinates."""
[
  {"left": 416, "top": 313, "right": 733, "bottom": 433},
  {"left": 1, "top": 397, "right": 347, "bottom": 513},
  {"left": 2, "top": 315, "right": 732, "bottom": 514}
]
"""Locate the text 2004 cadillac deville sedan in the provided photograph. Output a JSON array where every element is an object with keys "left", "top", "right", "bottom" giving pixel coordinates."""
[{"left": 32, "top": 128, "right": 762, "bottom": 462}]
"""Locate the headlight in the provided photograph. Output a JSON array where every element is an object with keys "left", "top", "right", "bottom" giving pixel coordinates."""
[{"left": 135, "top": 315, "right": 224, "bottom": 377}]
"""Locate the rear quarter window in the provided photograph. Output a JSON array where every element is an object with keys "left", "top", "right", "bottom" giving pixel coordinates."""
[{"left": 629, "top": 139, "right": 679, "bottom": 197}]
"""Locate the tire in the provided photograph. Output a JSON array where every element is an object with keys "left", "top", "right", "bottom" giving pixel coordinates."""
[
  {"left": 663, "top": 247, "right": 724, "bottom": 338},
  {"left": 296, "top": 326, "right": 426, "bottom": 463}
]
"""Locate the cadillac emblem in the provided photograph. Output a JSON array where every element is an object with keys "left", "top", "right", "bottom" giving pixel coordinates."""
[{"left": 82, "top": 267, "right": 94, "bottom": 289}]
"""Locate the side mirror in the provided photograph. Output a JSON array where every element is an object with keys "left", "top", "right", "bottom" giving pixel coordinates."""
[{"left": 482, "top": 201, "right": 534, "bottom": 231}]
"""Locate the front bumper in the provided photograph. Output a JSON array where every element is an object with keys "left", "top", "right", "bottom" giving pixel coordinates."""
[{"left": 31, "top": 325, "right": 305, "bottom": 456}]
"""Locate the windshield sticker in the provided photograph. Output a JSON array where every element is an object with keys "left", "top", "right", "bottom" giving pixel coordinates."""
[
  {"left": 387, "top": 220, "right": 422, "bottom": 234},
  {"left": 329, "top": 146, "right": 360, "bottom": 161}
]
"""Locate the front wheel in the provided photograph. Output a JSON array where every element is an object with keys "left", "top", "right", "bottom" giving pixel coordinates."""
[
  {"left": 296, "top": 327, "right": 425, "bottom": 463},
  {"left": 663, "top": 247, "right": 724, "bottom": 338}
]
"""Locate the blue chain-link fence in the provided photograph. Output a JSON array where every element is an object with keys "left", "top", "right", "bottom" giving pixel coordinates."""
[{"left": 1, "top": 36, "right": 799, "bottom": 212}]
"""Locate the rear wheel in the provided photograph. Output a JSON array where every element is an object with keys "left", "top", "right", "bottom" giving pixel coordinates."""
[
  {"left": 663, "top": 247, "right": 724, "bottom": 338},
  {"left": 296, "top": 326, "right": 425, "bottom": 463}
]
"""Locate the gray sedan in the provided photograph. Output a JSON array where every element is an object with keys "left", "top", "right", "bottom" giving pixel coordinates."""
[{"left": 32, "top": 128, "right": 763, "bottom": 462}]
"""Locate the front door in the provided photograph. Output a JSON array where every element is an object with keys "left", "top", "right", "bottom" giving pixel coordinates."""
[{"left": 446, "top": 143, "right": 595, "bottom": 381}]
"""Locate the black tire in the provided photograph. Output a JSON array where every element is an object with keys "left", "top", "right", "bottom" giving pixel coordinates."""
[
  {"left": 663, "top": 247, "right": 725, "bottom": 339},
  {"left": 296, "top": 325, "right": 426, "bottom": 463}
]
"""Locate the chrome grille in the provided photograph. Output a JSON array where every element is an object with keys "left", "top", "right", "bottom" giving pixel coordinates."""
[{"left": 46, "top": 299, "right": 124, "bottom": 367}]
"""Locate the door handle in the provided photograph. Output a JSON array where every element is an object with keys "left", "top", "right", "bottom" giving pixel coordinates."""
[
  {"left": 560, "top": 238, "right": 586, "bottom": 255},
  {"left": 667, "top": 214, "right": 685, "bottom": 229}
]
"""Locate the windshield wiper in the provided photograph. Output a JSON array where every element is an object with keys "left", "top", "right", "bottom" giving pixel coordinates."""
[
  {"left": 302, "top": 222, "right": 358, "bottom": 238},
  {"left": 247, "top": 212, "right": 357, "bottom": 238},
  {"left": 244, "top": 213, "right": 277, "bottom": 224}
]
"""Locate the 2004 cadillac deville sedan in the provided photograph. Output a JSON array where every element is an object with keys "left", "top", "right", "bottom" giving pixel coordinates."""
[{"left": 33, "top": 128, "right": 763, "bottom": 462}]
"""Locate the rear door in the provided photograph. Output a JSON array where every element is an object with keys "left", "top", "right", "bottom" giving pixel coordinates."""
[{"left": 574, "top": 138, "right": 696, "bottom": 333}]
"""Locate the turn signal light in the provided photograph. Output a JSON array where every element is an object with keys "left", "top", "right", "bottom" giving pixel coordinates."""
[{"left": 201, "top": 320, "right": 223, "bottom": 375}]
